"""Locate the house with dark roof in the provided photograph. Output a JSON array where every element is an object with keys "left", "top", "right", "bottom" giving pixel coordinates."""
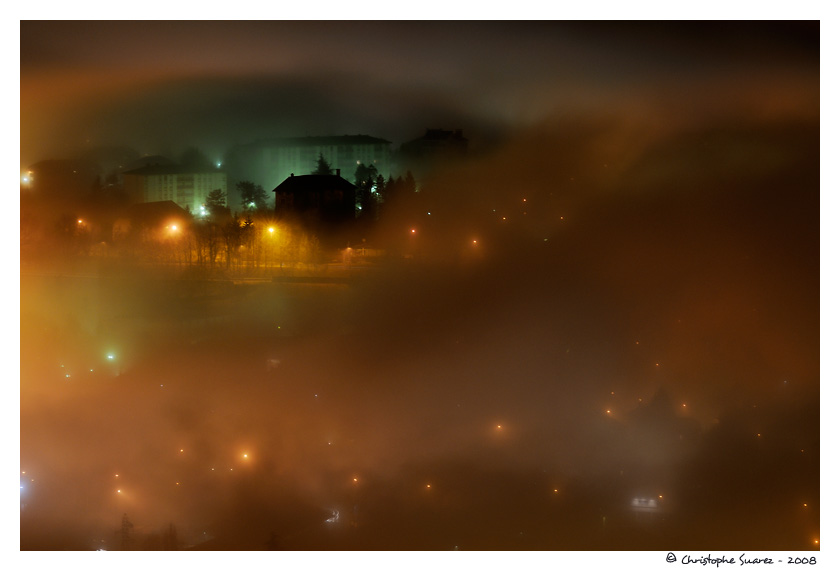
[{"left": 272, "top": 170, "right": 357, "bottom": 226}]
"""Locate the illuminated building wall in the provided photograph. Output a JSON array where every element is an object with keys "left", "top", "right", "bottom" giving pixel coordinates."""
[
  {"left": 225, "top": 135, "right": 391, "bottom": 191},
  {"left": 123, "top": 165, "right": 228, "bottom": 214}
]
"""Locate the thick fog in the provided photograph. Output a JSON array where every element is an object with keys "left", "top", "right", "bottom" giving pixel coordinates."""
[
  {"left": 18, "top": 19, "right": 820, "bottom": 556},
  {"left": 20, "top": 105, "right": 818, "bottom": 551}
]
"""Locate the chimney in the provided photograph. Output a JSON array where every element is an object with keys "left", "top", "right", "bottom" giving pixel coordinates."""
[{"left": 336, "top": 168, "right": 341, "bottom": 177}]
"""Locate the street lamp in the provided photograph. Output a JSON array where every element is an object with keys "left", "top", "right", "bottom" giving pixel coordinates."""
[{"left": 264, "top": 226, "right": 276, "bottom": 271}]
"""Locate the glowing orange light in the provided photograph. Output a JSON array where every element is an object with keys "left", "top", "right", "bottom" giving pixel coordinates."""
[{"left": 426, "top": 484, "right": 431, "bottom": 489}]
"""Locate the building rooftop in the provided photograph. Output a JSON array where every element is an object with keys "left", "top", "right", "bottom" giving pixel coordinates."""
[
  {"left": 271, "top": 173, "right": 357, "bottom": 194},
  {"left": 245, "top": 134, "right": 391, "bottom": 148},
  {"left": 123, "top": 164, "right": 224, "bottom": 176}
]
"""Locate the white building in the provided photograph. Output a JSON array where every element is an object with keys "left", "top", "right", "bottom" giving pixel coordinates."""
[{"left": 123, "top": 164, "right": 228, "bottom": 214}]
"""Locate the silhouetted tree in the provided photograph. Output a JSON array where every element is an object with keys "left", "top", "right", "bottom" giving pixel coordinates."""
[
  {"left": 374, "top": 173, "right": 385, "bottom": 202},
  {"left": 222, "top": 215, "right": 245, "bottom": 270},
  {"left": 354, "top": 163, "right": 377, "bottom": 187},
  {"left": 312, "top": 152, "right": 333, "bottom": 175},
  {"left": 205, "top": 188, "right": 231, "bottom": 221},
  {"left": 120, "top": 513, "right": 134, "bottom": 550},
  {"left": 240, "top": 215, "right": 256, "bottom": 268},
  {"left": 237, "top": 180, "right": 270, "bottom": 212},
  {"left": 405, "top": 170, "right": 417, "bottom": 193},
  {"left": 194, "top": 219, "right": 223, "bottom": 269},
  {"left": 383, "top": 175, "right": 396, "bottom": 202},
  {"left": 206, "top": 188, "right": 225, "bottom": 208},
  {"left": 354, "top": 163, "right": 378, "bottom": 220}
]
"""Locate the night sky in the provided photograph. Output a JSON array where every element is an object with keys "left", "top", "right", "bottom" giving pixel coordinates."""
[{"left": 17, "top": 16, "right": 824, "bottom": 565}]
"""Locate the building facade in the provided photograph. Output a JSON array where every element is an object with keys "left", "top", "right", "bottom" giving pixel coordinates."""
[
  {"left": 123, "top": 165, "right": 228, "bottom": 215},
  {"left": 225, "top": 135, "right": 391, "bottom": 192}
]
